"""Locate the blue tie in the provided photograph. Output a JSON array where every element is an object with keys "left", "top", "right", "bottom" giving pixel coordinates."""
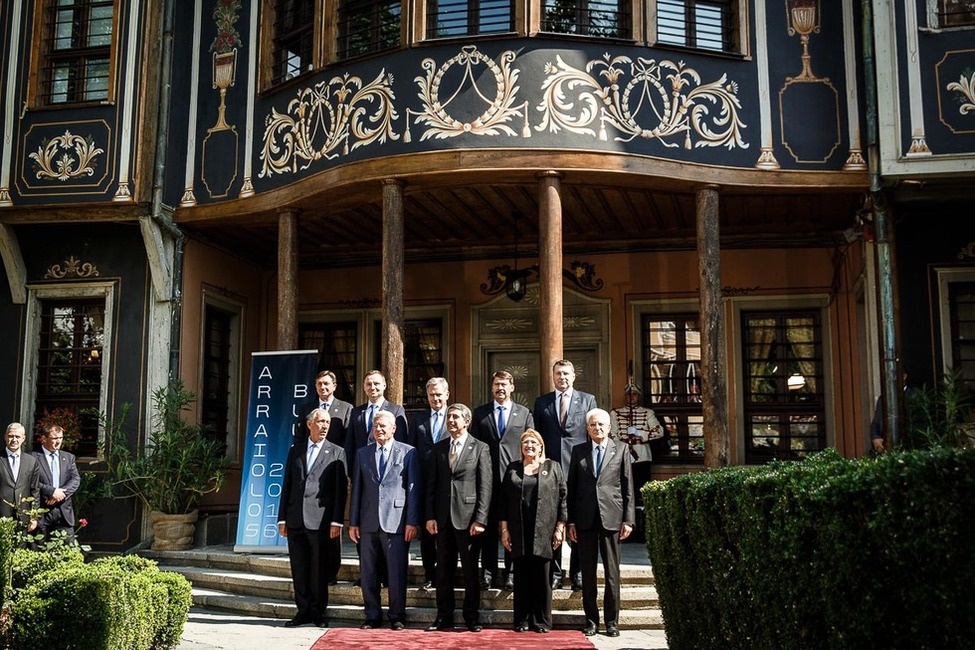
[
  {"left": 595, "top": 445, "right": 604, "bottom": 477},
  {"left": 50, "top": 452, "right": 60, "bottom": 487},
  {"left": 431, "top": 411, "right": 441, "bottom": 442},
  {"left": 378, "top": 446, "right": 388, "bottom": 479},
  {"left": 497, "top": 405, "right": 506, "bottom": 437},
  {"left": 367, "top": 404, "right": 376, "bottom": 434}
]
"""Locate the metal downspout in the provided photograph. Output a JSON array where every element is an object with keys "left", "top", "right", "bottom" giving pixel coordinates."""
[
  {"left": 150, "top": 0, "right": 184, "bottom": 384},
  {"left": 862, "top": 0, "right": 900, "bottom": 446}
]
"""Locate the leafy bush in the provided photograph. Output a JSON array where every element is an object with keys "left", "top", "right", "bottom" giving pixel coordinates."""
[
  {"left": 0, "top": 518, "right": 16, "bottom": 599},
  {"left": 644, "top": 448, "right": 975, "bottom": 650},
  {"left": 905, "top": 368, "right": 974, "bottom": 449},
  {"left": 10, "top": 546, "right": 84, "bottom": 591}
]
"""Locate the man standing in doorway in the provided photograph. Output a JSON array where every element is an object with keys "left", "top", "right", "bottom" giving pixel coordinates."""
[
  {"left": 471, "top": 370, "right": 534, "bottom": 590},
  {"left": 32, "top": 424, "right": 81, "bottom": 542},
  {"left": 533, "top": 359, "right": 597, "bottom": 591}
]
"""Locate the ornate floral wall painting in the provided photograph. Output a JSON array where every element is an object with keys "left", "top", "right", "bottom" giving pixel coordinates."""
[
  {"left": 20, "top": 119, "right": 112, "bottom": 197},
  {"left": 202, "top": 0, "right": 242, "bottom": 198},
  {"left": 778, "top": 0, "right": 842, "bottom": 163},
  {"left": 936, "top": 51, "right": 975, "bottom": 136}
]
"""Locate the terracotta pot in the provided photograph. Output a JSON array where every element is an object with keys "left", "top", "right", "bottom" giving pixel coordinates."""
[{"left": 150, "top": 510, "right": 199, "bottom": 551}]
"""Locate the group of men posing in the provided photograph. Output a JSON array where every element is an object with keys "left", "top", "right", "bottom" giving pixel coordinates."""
[
  {"left": 1, "top": 422, "right": 81, "bottom": 544},
  {"left": 277, "top": 359, "right": 643, "bottom": 636}
]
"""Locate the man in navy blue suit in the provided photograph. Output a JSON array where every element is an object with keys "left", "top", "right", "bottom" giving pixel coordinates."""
[
  {"left": 349, "top": 410, "right": 422, "bottom": 630},
  {"left": 345, "top": 370, "right": 409, "bottom": 469},
  {"left": 407, "top": 376, "right": 450, "bottom": 590},
  {"left": 32, "top": 424, "right": 81, "bottom": 542},
  {"left": 533, "top": 358, "right": 597, "bottom": 591}
]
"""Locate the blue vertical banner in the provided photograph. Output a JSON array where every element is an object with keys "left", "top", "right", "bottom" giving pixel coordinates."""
[{"left": 234, "top": 350, "right": 318, "bottom": 552}]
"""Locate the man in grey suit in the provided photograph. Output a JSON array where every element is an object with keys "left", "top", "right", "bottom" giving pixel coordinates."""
[
  {"left": 349, "top": 410, "right": 421, "bottom": 630},
  {"left": 407, "top": 376, "right": 449, "bottom": 590},
  {"left": 533, "top": 359, "right": 597, "bottom": 590},
  {"left": 277, "top": 409, "right": 348, "bottom": 628},
  {"left": 296, "top": 370, "right": 353, "bottom": 584},
  {"left": 424, "top": 403, "right": 492, "bottom": 633},
  {"left": 471, "top": 370, "right": 534, "bottom": 590},
  {"left": 32, "top": 424, "right": 81, "bottom": 542},
  {"left": 567, "top": 408, "right": 635, "bottom": 638},
  {"left": 1, "top": 423, "right": 40, "bottom": 537}
]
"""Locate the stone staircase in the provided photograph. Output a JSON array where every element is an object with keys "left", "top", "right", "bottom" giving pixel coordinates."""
[{"left": 142, "top": 543, "right": 663, "bottom": 630}]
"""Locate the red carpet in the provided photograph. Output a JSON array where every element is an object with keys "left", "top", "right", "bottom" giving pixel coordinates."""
[{"left": 311, "top": 627, "right": 595, "bottom": 649}]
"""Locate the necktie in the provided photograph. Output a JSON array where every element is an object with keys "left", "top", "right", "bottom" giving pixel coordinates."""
[
  {"left": 367, "top": 404, "right": 376, "bottom": 433},
  {"left": 307, "top": 442, "right": 318, "bottom": 468},
  {"left": 322, "top": 402, "right": 330, "bottom": 412},
  {"left": 50, "top": 452, "right": 60, "bottom": 487},
  {"left": 431, "top": 411, "right": 441, "bottom": 442},
  {"left": 559, "top": 392, "right": 569, "bottom": 428},
  {"left": 497, "top": 405, "right": 506, "bottom": 437},
  {"left": 595, "top": 445, "right": 604, "bottom": 477},
  {"left": 378, "top": 446, "right": 388, "bottom": 479},
  {"left": 449, "top": 440, "right": 459, "bottom": 472},
  {"left": 9, "top": 454, "right": 18, "bottom": 481}
]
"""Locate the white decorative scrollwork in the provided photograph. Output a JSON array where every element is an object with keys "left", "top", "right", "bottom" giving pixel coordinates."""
[
  {"left": 29, "top": 130, "right": 105, "bottom": 181},
  {"left": 44, "top": 256, "right": 100, "bottom": 279},
  {"left": 485, "top": 318, "right": 534, "bottom": 331},
  {"left": 537, "top": 54, "right": 748, "bottom": 150},
  {"left": 259, "top": 71, "right": 398, "bottom": 177},
  {"left": 947, "top": 71, "right": 975, "bottom": 115},
  {"left": 405, "top": 46, "right": 531, "bottom": 142}
]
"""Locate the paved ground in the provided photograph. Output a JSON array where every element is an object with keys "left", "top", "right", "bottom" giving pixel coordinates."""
[{"left": 176, "top": 608, "right": 669, "bottom": 650}]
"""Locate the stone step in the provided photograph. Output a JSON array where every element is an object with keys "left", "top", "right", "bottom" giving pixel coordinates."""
[
  {"left": 161, "top": 564, "right": 659, "bottom": 609},
  {"left": 190, "top": 587, "right": 665, "bottom": 630}
]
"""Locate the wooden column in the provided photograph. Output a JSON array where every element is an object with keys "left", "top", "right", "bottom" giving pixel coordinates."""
[
  {"left": 382, "top": 179, "right": 406, "bottom": 404},
  {"left": 277, "top": 208, "right": 299, "bottom": 350},
  {"left": 697, "top": 185, "right": 729, "bottom": 468},
  {"left": 537, "top": 171, "right": 564, "bottom": 380}
]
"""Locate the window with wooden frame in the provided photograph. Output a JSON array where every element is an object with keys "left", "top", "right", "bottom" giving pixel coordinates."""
[
  {"left": 263, "top": 0, "right": 317, "bottom": 88},
  {"left": 426, "top": 0, "right": 514, "bottom": 39},
  {"left": 298, "top": 321, "right": 360, "bottom": 404},
  {"left": 200, "top": 293, "right": 244, "bottom": 460},
  {"left": 655, "top": 0, "right": 740, "bottom": 53},
  {"left": 935, "top": 269, "right": 975, "bottom": 391},
  {"left": 741, "top": 309, "right": 827, "bottom": 463},
  {"left": 640, "top": 313, "right": 705, "bottom": 463},
  {"left": 540, "top": 0, "right": 631, "bottom": 38},
  {"left": 935, "top": 0, "right": 975, "bottom": 27},
  {"left": 337, "top": 0, "right": 403, "bottom": 60},
  {"left": 372, "top": 317, "right": 445, "bottom": 417},
  {"left": 32, "top": 0, "right": 117, "bottom": 106}
]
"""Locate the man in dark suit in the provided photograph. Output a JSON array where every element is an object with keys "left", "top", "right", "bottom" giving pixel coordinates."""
[
  {"left": 296, "top": 370, "right": 353, "bottom": 583},
  {"left": 32, "top": 424, "right": 81, "bottom": 542},
  {"left": 277, "top": 409, "right": 348, "bottom": 628},
  {"left": 296, "top": 370, "right": 353, "bottom": 448},
  {"left": 407, "top": 376, "right": 449, "bottom": 590},
  {"left": 424, "top": 403, "right": 492, "bottom": 633},
  {"left": 349, "top": 410, "right": 421, "bottom": 631},
  {"left": 344, "top": 370, "right": 409, "bottom": 470},
  {"left": 533, "top": 359, "right": 597, "bottom": 590},
  {"left": 1, "top": 423, "right": 41, "bottom": 538},
  {"left": 567, "top": 408, "right": 635, "bottom": 638},
  {"left": 471, "top": 370, "right": 534, "bottom": 590}
]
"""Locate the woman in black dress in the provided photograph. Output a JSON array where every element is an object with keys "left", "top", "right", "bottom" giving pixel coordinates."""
[{"left": 499, "top": 428, "right": 567, "bottom": 633}]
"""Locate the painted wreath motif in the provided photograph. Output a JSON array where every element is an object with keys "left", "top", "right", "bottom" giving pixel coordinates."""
[
  {"left": 260, "top": 71, "right": 398, "bottom": 177},
  {"left": 406, "top": 45, "right": 530, "bottom": 142},
  {"left": 29, "top": 130, "right": 104, "bottom": 181},
  {"left": 537, "top": 54, "right": 748, "bottom": 150}
]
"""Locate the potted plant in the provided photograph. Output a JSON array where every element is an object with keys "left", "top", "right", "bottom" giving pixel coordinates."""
[{"left": 106, "top": 380, "right": 230, "bottom": 550}]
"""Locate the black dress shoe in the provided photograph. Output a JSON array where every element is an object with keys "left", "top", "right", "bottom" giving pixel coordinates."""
[
  {"left": 503, "top": 574, "right": 515, "bottom": 590},
  {"left": 583, "top": 624, "right": 598, "bottom": 636},
  {"left": 479, "top": 578, "right": 490, "bottom": 590},
  {"left": 466, "top": 623, "right": 482, "bottom": 633},
  {"left": 606, "top": 624, "right": 620, "bottom": 637},
  {"left": 360, "top": 620, "right": 380, "bottom": 629},
  {"left": 514, "top": 624, "right": 529, "bottom": 633},
  {"left": 283, "top": 615, "right": 308, "bottom": 627},
  {"left": 426, "top": 619, "right": 452, "bottom": 631},
  {"left": 390, "top": 621, "right": 405, "bottom": 631},
  {"left": 314, "top": 616, "right": 328, "bottom": 628},
  {"left": 535, "top": 626, "right": 550, "bottom": 633},
  {"left": 421, "top": 580, "right": 434, "bottom": 591},
  {"left": 550, "top": 577, "right": 562, "bottom": 590},
  {"left": 571, "top": 579, "right": 583, "bottom": 591}
]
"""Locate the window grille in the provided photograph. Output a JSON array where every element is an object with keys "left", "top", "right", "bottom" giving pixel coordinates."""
[
  {"left": 337, "top": 0, "right": 402, "bottom": 59},
  {"left": 656, "top": 0, "right": 736, "bottom": 52},
  {"left": 39, "top": 0, "right": 114, "bottom": 104},
  {"left": 426, "top": 0, "right": 514, "bottom": 39},
  {"left": 270, "top": 0, "right": 315, "bottom": 85},
  {"left": 540, "top": 0, "right": 630, "bottom": 38}
]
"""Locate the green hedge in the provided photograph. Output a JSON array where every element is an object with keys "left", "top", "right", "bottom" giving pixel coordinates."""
[
  {"left": 644, "top": 448, "right": 975, "bottom": 650},
  {"left": 2, "top": 552, "right": 191, "bottom": 649},
  {"left": 0, "top": 519, "right": 16, "bottom": 600}
]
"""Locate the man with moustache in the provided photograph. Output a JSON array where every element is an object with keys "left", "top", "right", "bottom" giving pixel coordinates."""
[
  {"left": 407, "top": 376, "right": 450, "bottom": 590},
  {"left": 533, "top": 359, "right": 597, "bottom": 591},
  {"left": 471, "top": 370, "right": 534, "bottom": 590}
]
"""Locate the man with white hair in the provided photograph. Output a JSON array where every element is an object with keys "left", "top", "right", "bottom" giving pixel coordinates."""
[{"left": 1, "top": 423, "right": 41, "bottom": 536}]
